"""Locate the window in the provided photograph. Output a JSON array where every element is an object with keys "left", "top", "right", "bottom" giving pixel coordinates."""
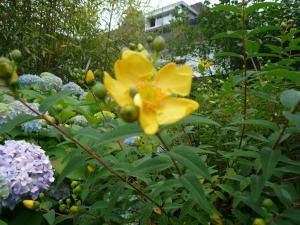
[{"left": 149, "top": 18, "right": 155, "bottom": 27}]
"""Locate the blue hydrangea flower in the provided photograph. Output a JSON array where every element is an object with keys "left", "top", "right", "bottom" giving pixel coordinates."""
[
  {"left": 40, "top": 73, "right": 63, "bottom": 91},
  {"left": 0, "top": 103, "right": 12, "bottom": 125},
  {"left": 68, "top": 115, "right": 88, "bottom": 127},
  {"left": 0, "top": 140, "right": 54, "bottom": 209},
  {"left": 60, "top": 82, "right": 84, "bottom": 98},
  {"left": 6, "top": 101, "right": 45, "bottom": 133},
  {"left": 18, "top": 74, "right": 42, "bottom": 89}
]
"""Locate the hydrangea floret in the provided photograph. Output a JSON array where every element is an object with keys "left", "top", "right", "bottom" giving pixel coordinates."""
[
  {"left": 104, "top": 50, "right": 199, "bottom": 135},
  {"left": 18, "top": 74, "right": 42, "bottom": 89},
  {"left": 61, "top": 82, "right": 85, "bottom": 98},
  {"left": 40, "top": 72, "right": 63, "bottom": 91},
  {"left": 68, "top": 115, "right": 88, "bottom": 127},
  {"left": 0, "top": 140, "right": 54, "bottom": 209}
]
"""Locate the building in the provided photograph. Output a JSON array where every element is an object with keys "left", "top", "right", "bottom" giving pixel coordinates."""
[{"left": 144, "top": 1, "right": 206, "bottom": 32}]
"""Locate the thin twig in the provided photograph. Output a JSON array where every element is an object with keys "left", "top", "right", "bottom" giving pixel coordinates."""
[
  {"left": 18, "top": 99, "right": 168, "bottom": 216},
  {"left": 156, "top": 133, "right": 183, "bottom": 176}
]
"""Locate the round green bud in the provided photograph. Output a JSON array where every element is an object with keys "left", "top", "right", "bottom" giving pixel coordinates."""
[
  {"left": 153, "top": 36, "right": 165, "bottom": 52},
  {"left": 92, "top": 82, "right": 107, "bottom": 100},
  {"left": 120, "top": 104, "right": 139, "bottom": 123},
  {"left": 76, "top": 200, "right": 82, "bottom": 206},
  {"left": 146, "top": 35, "right": 153, "bottom": 44},
  {"left": 73, "top": 185, "right": 82, "bottom": 194},
  {"left": 33, "top": 201, "right": 40, "bottom": 209},
  {"left": 0, "top": 57, "right": 13, "bottom": 79},
  {"left": 58, "top": 200, "right": 64, "bottom": 205},
  {"left": 263, "top": 198, "right": 274, "bottom": 208},
  {"left": 59, "top": 204, "right": 67, "bottom": 213},
  {"left": 71, "top": 180, "right": 79, "bottom": 188},
  {"left": 69, "top": 205, "right": 79, "bottom": 214},
  {"left": 129, "top": 42, "right": 136, "bottom": 50},
  {"left": 66, "top": 198, "right": 71, "bottom": 205},
  {"left": 9, "top": 49, "right": 22, "bottom": 61},
  {"left": 129, "top": 87, "right": 138, "bottom": 98},
  {"left": 39, "top": 193, "right": 45, "bottom": 199},
  {"left": 54, "top": 104, "right": 63, "bottom": 112}
]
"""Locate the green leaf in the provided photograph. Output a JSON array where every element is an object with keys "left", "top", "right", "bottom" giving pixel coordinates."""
[
  {"left": 245, "top": 2, "right": 279, "bottom": 14},
  {"left": 222, "top": 150, "right": 259, "bottom": 158},
  {"left": 250, "top": 175, "right": 263, "bottom": 201},
  {"left": 280, "top": 89, "right": 300, "bottom": 109},
  {"left": 133, "top": 155, "right": 172, "bottom": 175},
  {"left": 283, "top": 112, "right": 300, "bottom": 129},
  {"left": 212, "top": 30, "right": 246, "bottom": 40},
  {"left": 259, "top": 148, "right": 281, "bottom": 181},
  {"left": 140, "top": 203, "right": 154, "bottom": 225},
  {"left": 262, "top": 69, "right": 300, "bottom": 83},
  {"left": 0, "top": 114, "right": 37, "bottom": 135},
  {"left": 281, "top": 209, "right": 300, "bottom": 223},
  {"left": 169, "top": 146, "right": 211, "bottom": 180},
  {"left": 43, "top": 210, "right": 55, "bottom": 225},
  {"left": 56, "top": 152, "right": 85, "bottom": 185},
  {"left": 246, "top": 40, "right": 260, "bottom": 57},
  {"left": 231, "top": 119, "right": 278, "bottom": 131},
  {"left": 212, "top": 5, "right": 240, "bottom": 14},
  {"left": 180, "top": 173, "right": 217, "bottom": 214},
  {"left": 248, "top": 25, "right": 281, "bottom": 36},
  {"left": 39, "top": 90, "right": 72, "bottom": 113},
  {"left": 0, "top": 220, "right": 8, "bottom": 225},
  {"left": 176, "top": 114, "right": 221, "bottom": 127},
  {"left": 78, "top": 123, "right": 143, "bottom": 145},
  {"left": 216, "top": 52, "right": 243, "bottom": 59}
]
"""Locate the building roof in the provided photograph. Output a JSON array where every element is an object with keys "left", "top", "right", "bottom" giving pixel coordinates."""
[{"left": 145, "top": 1, "right": 199, "bottom": 19}]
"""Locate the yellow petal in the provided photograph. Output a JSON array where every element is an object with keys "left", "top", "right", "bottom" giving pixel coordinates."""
[
  {"left": 154, "top": 63, "right": 193, "bottom": 96},
  {"left": 139, "top": 107, "right": 158, "bottom": 135},
  {"left": 115, "top": 51, "right": 155, "bottom": 89},
  {"left": 103, "top": 72, "right": 132, "bottom": 107},
  {"left": 157, "top": 97, "right": 199, "bottom": 125}
]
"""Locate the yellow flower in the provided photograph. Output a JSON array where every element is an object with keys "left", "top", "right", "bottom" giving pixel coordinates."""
[
  {"left": 104, "top": 50, "right": 199, "bottom": 135},
  {"left": 87, "top": 164, "right": 96, "bottom": 173},
  {"left": 198, "top": 59, "right": 212, "bottom": 68},
  {"left": 85, "top": 70, "right": 95, "bottom": 84}
]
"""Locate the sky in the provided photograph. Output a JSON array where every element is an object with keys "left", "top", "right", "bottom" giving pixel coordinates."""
[{"left": 149, "top": 0, "right": 220, "bottom": 9}]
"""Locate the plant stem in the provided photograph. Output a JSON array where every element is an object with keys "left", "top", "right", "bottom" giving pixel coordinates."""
[
  {"left": 156, "top": 133, "right": 183, "bottom": 176},
  {"left": 238, "top": 0, "right": 248, "bottom": 149},
  {"left": 18, "top": 99, "right": 168, "bottom": 216}
]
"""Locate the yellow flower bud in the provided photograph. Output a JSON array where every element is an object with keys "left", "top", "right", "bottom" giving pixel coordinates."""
[
  {"left": 153, "top": 207, "right": 162, "bottom": 215},
  {"left": 69, "top": 205, "right": 80, "bottom": 214},
  {"left": 85, "top": 70, "right": 95, "bottom": 85},
  {"left": 87, "top": 164, "right": 95, "bottom": 173},
  {"left": 43, "top": 115, "right": 55, "bottom": 123},
  {"left": 23, "top": 200, "right": 35, "bottom": 209}
]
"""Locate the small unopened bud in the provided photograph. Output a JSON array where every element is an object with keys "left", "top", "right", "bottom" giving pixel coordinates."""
[
  {"left": 87, "top": 164, "right": 96, "bottom": 173},
  {"left": 146, "top": 36, "right": 153, "bottom": 44},
  {"left": 129, "top": 87, "right": 138, "bottom": 98},
  {"left": 9, "top": 49, "right": 22, "bottom": 61},
  {"left": 71, "top": 181, "right": 79, "bottom": 188},
  {"left": 129, "top": 43, "right": 136, "bottom": 50},
  {"left": 59, "top": 204, "right": 67, "bottom": 213},
  {"left": 137, "top": 43, "right": 144, "bottom": 51},
  {"left": 69, "top": 205, "right": 79, "bottom": 214},
  {"left": 85, "top": 70, "right": 95, "bottom": 85},
  {"left": 23, "top": 200, "right": 34, "bottom": 209},
  {"left": 153, "top": 36, "right": 165, "bottom": 52},
  {"left": 153, "top": 207, "right": 162, "bottom": 215},
  {"left": 253, "top": 218, "right": 266, "bottom": 225},
  {"left": 92, "top": 82, "right": 107, "bottom": 100},
  {"left": 0, "top": 57, "right": 13, "bottom": 79},
  {"left": 120, "top": 104, "right": 139, "bottom": 123}
]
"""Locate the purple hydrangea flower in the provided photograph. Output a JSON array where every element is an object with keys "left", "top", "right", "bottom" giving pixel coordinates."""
[{"left": 0, "top": 140, "right": 54, "bottom": 209}]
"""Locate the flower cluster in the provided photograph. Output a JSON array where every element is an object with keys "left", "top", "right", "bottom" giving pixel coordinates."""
[
  {"left": 0, "top": 140, "right": 54, "bottom": 209},
  {"left": 61, "top": 82, "right": 85, "bottom": 99},
  {"left": 40, "top": 73, "right": 63, "bottom": 91},
  {"left": 68, "top": 115, "right": 88, "bottom": 127},
  {"left": 0, "top": 102, "right": 12, "bottom": 125},
  {"left": 18, "top": 74, "right": 42, "bottom": 89},
  {"left": 6, "top": 101, "right": 45, "bottom": 133}
]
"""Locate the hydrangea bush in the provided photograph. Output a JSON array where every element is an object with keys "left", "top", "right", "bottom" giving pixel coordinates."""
[{"left": 0, "top": 140, "right": 54, "bottom": 209}]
